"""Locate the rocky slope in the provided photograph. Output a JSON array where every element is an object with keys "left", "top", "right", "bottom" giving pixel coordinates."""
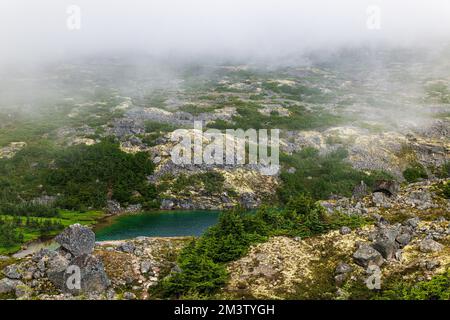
[
  {"left": 224, "top": 179, "right": 449, "bottom": 299},
  {"left": 0, "top": 225, "right": 190, "bottom": 300},
  {"left": 1, "top": 179, "right": 448, "bottom": 300}
]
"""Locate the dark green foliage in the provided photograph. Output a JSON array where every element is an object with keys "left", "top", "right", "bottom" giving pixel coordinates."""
[
  {"left": 206, "top": 98, "right": 344, "bottom": 131},
  {"left": 160, "top": 242, "right": 228, "bottom": 297},
  {"left": 167, "top": 171, "right": 225, "bottom": 195},
  {"left": 0, "top": 221, "right": 24, "bottom": 248},
  {"left": 179, "top": 104, "right": 217, "bottom": 115},
  {"left": 144, "top": 121, "right": 176, "bottom": 134},
  {"left": 376, "top": 270, "right": 450, "bottom": 300},
  {"left": 434, "top": 162, "right": 450, "bottom": 178},
  {"left": 0, "top": 203, "right": 58, "bottom": 218},
  {"left": 403, "top": 163, "right": 428, "bottom": 183},
  {"left": 159, "top": 194, "right": 368, "bottom": 298},
  {"left": 440, "top": 181, "right": 450, "bottom": 199},
  {"left": 0, "top": 141, "right": 57, "bottom": 203},
  {"left": 198, "top": 210, "right": 254, "bottom": 263},
  {"left": 47, "top": 139, "right": 155, "bottom": 210},
  {"left": 261, "top": 81, "right": 321, "bottom": 98},
  {"left": 142, "top": 121, "right": 176, "bottom": 146},
  {"left": 278, "top": 147, "right": 393, "bottom": 201},
  {"left": 0, "top": 216, "right": 63, "bottom": 250}
]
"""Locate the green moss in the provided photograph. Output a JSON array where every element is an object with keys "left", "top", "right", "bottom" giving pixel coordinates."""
[
  {"left": 278, "top": 147, "right": 393, "bottom": 201},
  {"left": 403, "top": 163, "right": 428, "bottom": 183},
  {"left": 375, "top": 270, "right": 450, "bottom": 300}
]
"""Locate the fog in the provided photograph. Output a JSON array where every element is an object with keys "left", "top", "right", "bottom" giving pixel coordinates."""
[{"left": 1, "top": 0, "right": 450, "bottom": 64}]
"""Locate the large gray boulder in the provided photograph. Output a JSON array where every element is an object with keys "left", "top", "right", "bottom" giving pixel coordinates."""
[
  {"left": 353, "top": 244, "right": 384, "bottom": 268},
  {"left": 404, "top": 217, "right": 420, "bottom": 229},
  {"left": 47, "top": 253, "right": 110, "bottom": 295},
  {"left": 61, "top": 254, "right": 110, "bottom": 295},
  {"left": 46, "top": 253, "right": 71, "bottom": 288},
  {"left": 372, "top": 192, "right": 390, "bottom": 208},
  {"left": 372, "top": 240, "right": 398, "bottom": 260},
  {"left": 373, "top": 180, "right": 400, "bottom": 196},
  {"left": 55, "top": 224, "right": 95, "bottom": 256},
  {"left": 372, "top": 226, "right": 400, "bottom": 259},
  {"left": 2, "top": 264, "right": 22, "bottom": 280},
  {"left": 117, "top": 242, "right": 135, "bottom": 254},
  {"left": 419, "top": 238, "right": 444, "bottom": 253},
  {"left": 0, "top": 278, "right": 23, "bottom": 294},
  {"left": 396, "top": 233, "right": 412, "bottom": 247}
]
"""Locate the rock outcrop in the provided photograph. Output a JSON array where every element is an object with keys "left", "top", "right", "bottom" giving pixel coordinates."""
[
  {"left": 225, "top": 179, "right": 449, "bottom": 299},
  {"left": 1, "top": 225, "right": 111, "bottom": 299},
  {"left": 55, "top": 224, "right": 96, "bottom": 256}
]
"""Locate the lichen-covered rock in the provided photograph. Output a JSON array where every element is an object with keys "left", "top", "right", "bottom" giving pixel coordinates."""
[
  {"left": 61, "top": 254, "right": 110, "bottom": 295},
  {"left": 396, "top": 233, "right": 412, "bottom": 247},
  {"left": 55, "top": 224, "right": 95, "bottom": 256},
  {"left": 372, "top": 192, "right": 391, "bottom": 208},
  {"left": 373, "top": 180, "right": 400, "bottom": 196},
  {"left": 353, "top": 244, "right": 384, "bottom": 267},
  {"left": 335, "top": 262, "right": 352, "bottom": 274},
  {"left": 46, "top": 253, "right": 71, "bottom": 288},
  {"left": 117, "top": 242, "right": 135, "bottom": 254},
  {"left": 3, "top": 264, "right": 22, "bottom": 280},
  {"left": 15, "top": 283, "right": 32, "bottom": 299},
  {"left": 372, "top": 226, "right": 400, "bottom": 259},
  {"left": 404, "top": 217, "right": 420, "bottom": 229},
  {"left": 0, "top": 278, "right": 23, "bottom": 294},
  {"left": 419, "top": 238, "right": 444, "bottom": 253},
  {"left": 123, "top": 291, "right": 137, "bottom": 300},
  {"left": 340, "top": 226, "right": 352, "bottom": 235}
]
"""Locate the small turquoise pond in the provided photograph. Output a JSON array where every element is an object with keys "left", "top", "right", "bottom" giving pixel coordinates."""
[{"left": 94, "top": 210, "right": 221, "bottom": 241}]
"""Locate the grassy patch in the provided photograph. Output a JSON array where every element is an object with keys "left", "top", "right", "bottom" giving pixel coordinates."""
[{"left": 0, "top": 210, "right": 103, "bottom": 254}]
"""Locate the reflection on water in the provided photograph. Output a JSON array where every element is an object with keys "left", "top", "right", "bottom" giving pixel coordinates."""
[{"left": 95, "top": 210, "right": 221, "bottom": 241}]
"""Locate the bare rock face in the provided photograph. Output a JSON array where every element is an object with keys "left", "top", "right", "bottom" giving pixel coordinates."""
[
  {"left": 55, "top": 224, "right": 95, "bottom": 256},
  {"left": 373, "top": 180, "right": 400, "bottom": 196}
]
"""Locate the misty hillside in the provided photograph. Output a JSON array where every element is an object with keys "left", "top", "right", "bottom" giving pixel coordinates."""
[{"left": 0, "top": 0, "right": 449, "bottom": 302}]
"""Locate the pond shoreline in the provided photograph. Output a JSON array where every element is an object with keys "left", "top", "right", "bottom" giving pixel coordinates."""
[
  {"left": 94, "top": 210, "right": 221, "bottom": 241},
  {"left": 8, "top": 209, "right": 221, "bottom": 258}
]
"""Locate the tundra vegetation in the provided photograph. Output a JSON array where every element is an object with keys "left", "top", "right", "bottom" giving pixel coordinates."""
[
  {"left": 157, "top": 194, "right": 370, "bottom": 298},
  {"left": 0, "top": 48, "right": 449, "bottom": 299}
]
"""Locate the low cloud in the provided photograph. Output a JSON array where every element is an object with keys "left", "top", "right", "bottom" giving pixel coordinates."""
[{"left": 1, "top": 0, "right": 450, "bottom": 64}]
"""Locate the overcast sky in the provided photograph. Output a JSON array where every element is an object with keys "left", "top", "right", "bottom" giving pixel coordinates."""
[{"left": 1, "top": 0, "right": 450, "bottom": 63}]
